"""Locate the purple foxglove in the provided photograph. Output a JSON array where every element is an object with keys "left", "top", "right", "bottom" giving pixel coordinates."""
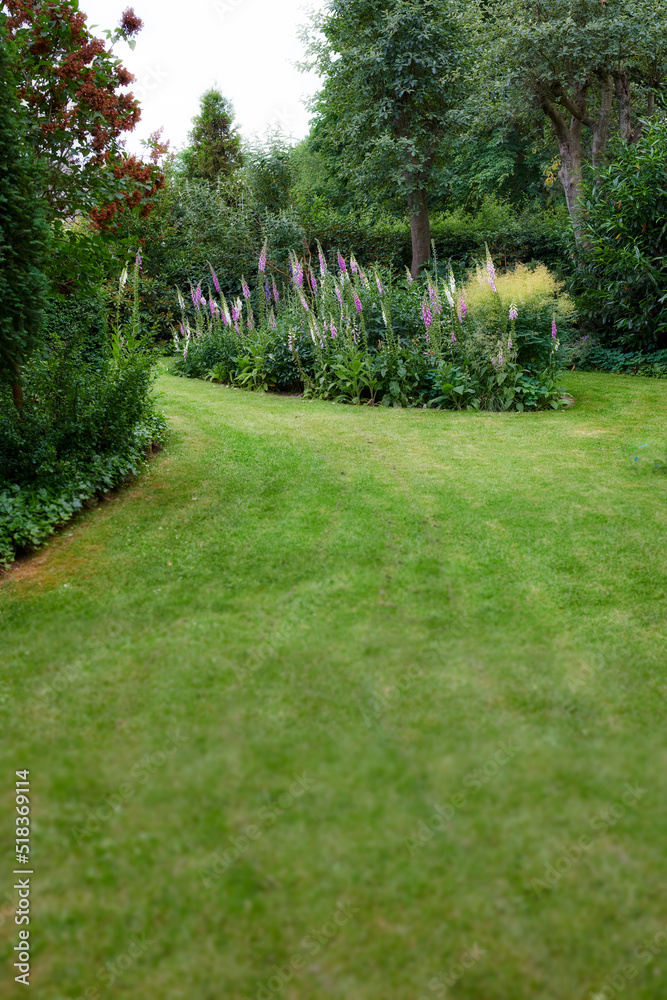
[
  {"left": 258, "top": 241, "right": 267, "bottom": 273},
  {"left": 272, "top": 278, "right": 280, "bottom": 304},
  {"left": 421, "top": 301, "right": 432, "bottom": 329},
  {"left": 264, "top": 279, "right": 271, "bottom": 302},
  {"left": 350, "top": 255, "right": 358, "bottom": 274},
  {"left": 210, "top": 265, "right": 221, "bottom": 295},
  {"left": 310, "top": 272, "right": 318, "bottom": 293},
  {"left": 241, "top": 277, "right": 250, "bottom": 301},
  {"left": 376, "top": 275, "right": 383, "bottom": 296},
  {"left": 451, "top": 332, "right": 457, "bottom": 343},
  {"left": 298, "top": 291, "right": 309, "bottom": 312},
  {"left": 337, "top": 252, "right": 347, "bottom": 272},
  {"left": 509, "top": 305, "right": 518, "bottom": 322},
  {"left": 268, "top": 310, "right": 276, "bottom": 329},
  {"left": 353, "top": 291, "right": 362, "bottom": 315},
  {"left": 552, "top": 319, "right": 558, "bottom": 339},
  {"left": 318, "top": 243, "right": 327, "bottom": 277},
  {"left": 335, "top": 285, "right": 343, "bottom": 307}
]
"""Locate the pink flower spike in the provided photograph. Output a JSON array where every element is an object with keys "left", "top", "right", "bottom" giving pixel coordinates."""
[
  {"left": 241, "top": 277, "right": 250, "bottom": 301},
  {"left": 421, "top": 301, "right": 432, "bottom": 329},
  {"left": 376, "top": 275, "right": 383, "bottom": 296},
  {"left": 451, "top": 332, "right": 457, "bottom": 342},
  {"left": 353, "top": 291, "right": 362, "bottom": 315},
  {"left": 258, "top": 241, "right": 267, "bottom": 273},
  {"left": 552, "top": 319, "right": 558, "bottom": 339},
  {"left": 299, "top": 291, "right": 309, "bottom": 312},
  {"left": 318, "top": 245, "right": 327, "bottom": 277},
  {"left": 509, "top": 305, "right": 518, "bottom": 322},
  {"left": 337, "top": 253, "right": 347, "bottom": 272},
  {"left": 272, "top": 278, "right": 280, "bottom": 304},
  {"left": 310, "top": 272, "right": 318, "bottom": 293},
  {"left": 209, "top": 265, "right": 221, "bottom": 294}
]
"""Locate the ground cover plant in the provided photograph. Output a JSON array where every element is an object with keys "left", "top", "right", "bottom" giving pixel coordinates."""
[
  {"left": 1, "top": 370, "right": 666, "bottom": 999},
  {"left": 173, "top": 245, "right": 571, "bottom": 412}
]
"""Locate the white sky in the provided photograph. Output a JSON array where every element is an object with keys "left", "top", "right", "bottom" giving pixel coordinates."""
[{"left": 81, "top": 0, "right": 325, "bottom": 157}]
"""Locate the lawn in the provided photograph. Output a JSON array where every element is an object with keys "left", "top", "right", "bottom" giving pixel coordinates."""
[{"left": 1, "top": 369, "right": 666, "bottom": 1000}]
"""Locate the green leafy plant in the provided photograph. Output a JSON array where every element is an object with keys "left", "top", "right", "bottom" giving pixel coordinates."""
[
  {"left": 575, "top": 117, "right": 667, "bottom": 351},
  {"left": 173, "top": 244, "right": 566, "bottom": 411}
]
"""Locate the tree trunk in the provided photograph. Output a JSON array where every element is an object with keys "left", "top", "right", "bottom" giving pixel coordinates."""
[
  {"left": 407, "top": 188, "right": 431, "bottom": 278},
  {"left": 541, "top": 95, "right": 587, "bottom": 241},
  {"left": 613, "top": 70, "right": 641, "bottom": 144},
  {"left": 591, "top": 74, "right": 614, "bottom": 166},
  {"left": 556, "top": 124, "right": 584, "bottom": 232}
]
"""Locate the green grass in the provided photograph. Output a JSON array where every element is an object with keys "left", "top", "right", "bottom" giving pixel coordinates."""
[{"left": 1, "top": 370, "right": 666, "bottom": 1000}]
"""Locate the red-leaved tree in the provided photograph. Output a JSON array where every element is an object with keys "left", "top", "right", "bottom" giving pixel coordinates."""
[{"left": 3, "top": 1, "right": 162, "bottom": 219}]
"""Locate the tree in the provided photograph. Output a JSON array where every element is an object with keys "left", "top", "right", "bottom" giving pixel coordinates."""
[
  {"left": 480, "top": 0, "right": 667, "bottom": 232},
  {"left": 3, "top": 1, "right": 158, "bottom": 218},
  {"left": 0, "top": 16, "right": 50, "bottom": 408},
  {"left": 304, "top": 0, "right": 466, "bottom": 276},
  {"left": 181, "top": 89, "right": 243, "bottom": 184}
]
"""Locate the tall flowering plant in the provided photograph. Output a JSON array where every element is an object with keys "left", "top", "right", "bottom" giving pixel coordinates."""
[{"left": 173, "top": 241, "right": 565, "bottom": 410}]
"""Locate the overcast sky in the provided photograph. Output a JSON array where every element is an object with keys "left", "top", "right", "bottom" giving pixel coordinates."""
[{"left": 81, "top": 0, "right": 325, "bottom": 157}]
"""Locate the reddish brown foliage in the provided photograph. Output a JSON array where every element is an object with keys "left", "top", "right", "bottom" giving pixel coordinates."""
[
  {"left": 119, "top": 7, "right": 144, "bottom": 37},
  {"left": 3, "top": 0, "right": 151, "bottom": 215},
  {"left": 90, "top": 156, "right": 165, "bottom": 229}
]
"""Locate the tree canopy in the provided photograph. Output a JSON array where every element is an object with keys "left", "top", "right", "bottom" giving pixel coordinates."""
[
  {"left": 478, "top": 0, "right": 667, "bottom": 228},
  {"left": 305, "top": 0, "right": 467, "bottom": 275},
  {"left": 3, "top": 0, "right": 158, "bottom": 219}
]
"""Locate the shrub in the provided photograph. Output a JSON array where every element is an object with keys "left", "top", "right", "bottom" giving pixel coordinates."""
[
  {"left": 462, "top": 260, "right": 577, "bottom": 368},
  {"left": 172, "top": 246, "right": 566, "bottom": 413},
  {"left": 0, "top": 257, "right": 166, "bottom": 568},
  {"left": 575, "top": 117, "right": 667, "bottom": 352}
]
